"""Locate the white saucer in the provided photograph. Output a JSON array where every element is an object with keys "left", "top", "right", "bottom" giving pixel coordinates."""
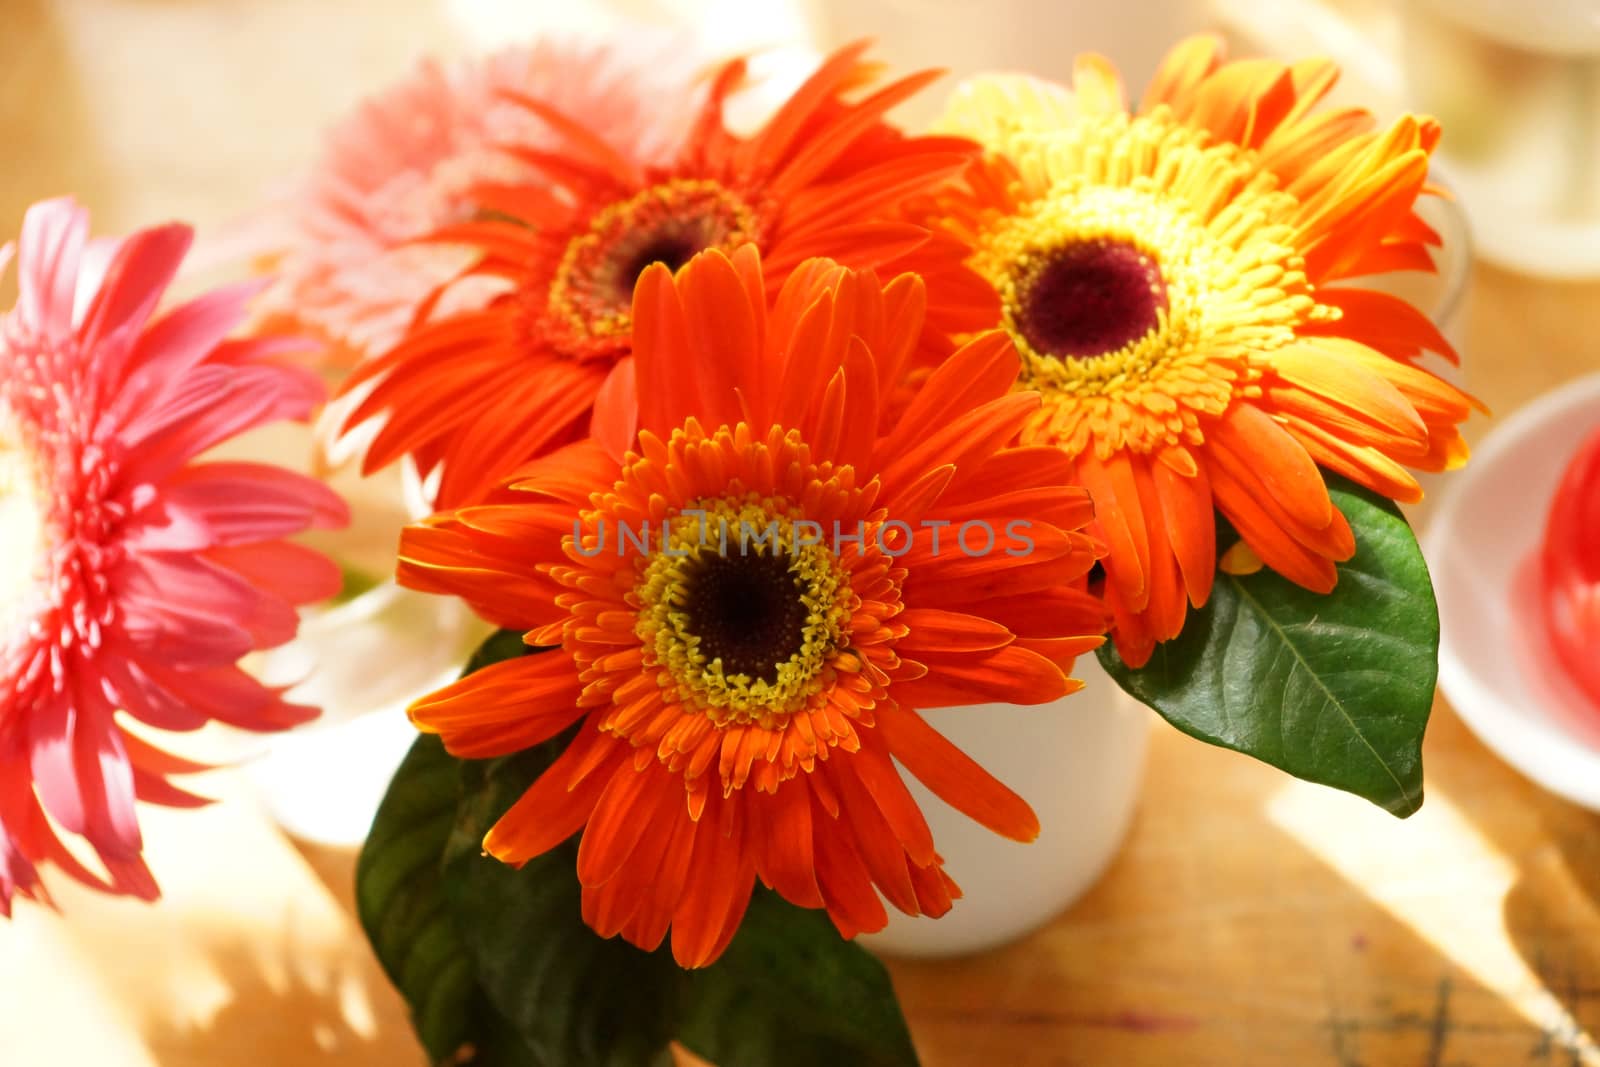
[{"left": 1425, "top": 373, "right": 1600, "bottom": 811}]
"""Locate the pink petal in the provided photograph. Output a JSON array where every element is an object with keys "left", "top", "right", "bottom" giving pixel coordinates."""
[
  {"left": 96, "top": 650, "right": 211, "bottom": 732},
  {"left": 138, "top": 662, "right": 319, "bottom": 732},
  {"left": 121, "top": 363, "right": 323, "bottom": 482},
  {"left": 132, "top": 767, "right": 212, "bottom": 809},
  {"left": 15, "top": 197, "right": 88, "bottom": 343},
  {"left": 112, "top": 279, "right": 267, "bottom": 417},
  {"left": 71, "top": 235, "right": 124, "bottom": 327},
  {"left": 74, "top": 676, "right": 142, "bottom": 858},
  {"left": 116, "top": 554, "right": 261, "bottom": 666},
  {"left": 76, "top": 220, "right": 192, "bottom": 361},
  {"left": 207, "top": 541, "right": 345, "bottom": 607},
  {"left": 160, "top": 461, "right": 348, "bottom": 545},
  {"left": 123, "top": 551, "right": 303, "bottom": 654},
  {"left": 101, "top": 855, "right": 160, "bottom": 901},
  {"left": 28, "top": 692, "right": 85, "bottom": 836}
]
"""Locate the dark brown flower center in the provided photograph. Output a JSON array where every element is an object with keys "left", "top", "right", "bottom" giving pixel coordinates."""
[
  {"left": 1016, "top": 240, "right": 1167, "bottom": 361},
  {"left": 680, "top": 550, "right": 809, "bottom": 684},
  {"left": 616, "top": 234, "right": 701, "bottom": 299},
  {"left": 544, "top": 178, "right": 762, "bottom": 353}
]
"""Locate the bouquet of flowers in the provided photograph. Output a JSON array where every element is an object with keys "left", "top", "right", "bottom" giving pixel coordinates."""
[{"left": 0, "top": 26, "right": 1479, "bottom": 1067}]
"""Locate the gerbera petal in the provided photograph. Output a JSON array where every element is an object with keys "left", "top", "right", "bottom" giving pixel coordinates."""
[
  {"left": 1152, "top": 455, "right": 1217, "bottom": 608},
  {"left": 410, "top": 652, "right": 585, "bottom": 758},
  {"left": 895, "top": 645, "right": 1073, "bottom": 708},
  {"left": 938, "top": 72, "right": 1080, "bottom": 144},
  {"left": 846, "top": 732, "right": 937, "bottom": 867},
  {"left": 578, "top": 763, "right": 679, "bottom": 888},
  {"left": 1209, "top": 462, "right": 1343, "bottom": 593},
  {"left": 894, "top": 609, "right": 1015, "bottom": 653},
  {"left": 14, "top": 198, "right": 89, "bottom": 342},
  {"left": 161, "top": 461, "right": 348, "bottom": 545},
  {"left": 1139, "top": 33, "right": 1225, "bottom": 113},
  {"left": 483, "top": 725, "right": 621, "bottom": 865},
  {"left": 113, "top": 280, "right": 268, "bottom": 416},
  {"left": 670, "top": 797, "right": 756, "bottom": 968},
  {"left": 77, "top": 221, "right": 192, "bottom": 358},
  {"left": 812, "top": 817, "right": 890, "bottom": 939},
  {"left": 591, "top": 358, "right": 639, "bottom": 464},
  {"left": 752, "top": 784, "right": 826, "bottom": 909},
  {"left": 1306, "top": 286, "right": 1457, "bottom": 364},
  {"left": 824, "top": 760, "right": 922, "bottom": 915},
  {"left": 1210, "top": 403, "right": 1334, "bottom": 531},
  {"left": 1073, "top": 53, "right": 1127, "bottom": 115},
  {"left": 877, "top": 708, "right": 1040, "bottom": 843}
]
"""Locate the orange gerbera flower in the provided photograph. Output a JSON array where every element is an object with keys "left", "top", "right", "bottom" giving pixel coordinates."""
[
  {"left": 343, "top": 42, "right": 994, "bottom": 508},
  {"left": 923, "top": 36, "right": 1479, "bottom": 667},
  {"left": 396, "top": 247, "right": 1104, "bottom": 966}
]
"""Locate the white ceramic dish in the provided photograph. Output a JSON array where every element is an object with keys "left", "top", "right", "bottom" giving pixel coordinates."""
[{"left": 1426, "top": 373, "right": 1600, "bottom": 812}]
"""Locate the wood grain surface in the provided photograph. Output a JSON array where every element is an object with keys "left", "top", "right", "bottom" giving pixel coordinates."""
[{"left": 3, "top": 3, "right": 1599, "bottom": 1065}]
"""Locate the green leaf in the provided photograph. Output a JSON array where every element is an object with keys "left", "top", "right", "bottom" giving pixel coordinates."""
[
  {"left": 677, "top": 889, "right": 920, "bottom": 1067},
  {"left": 1099, "top": 475, "right": 1439, "bottom": 817},
  {"left": 356, "top": 632, "right": 540, "bottom": 1066},
  {"left": 357, "top": 734, "right": 538, "bottom": 1065}
]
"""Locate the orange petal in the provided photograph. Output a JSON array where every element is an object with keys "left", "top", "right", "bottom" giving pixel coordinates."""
[
  {"left": 483, "top": 725, "right": 620, "bottom": 865},
  {"left": 576, "top": 762, "right": 678, "bottom": 888},
  {"left": 877, "top": 707, "right": 1040, "bottom": 843},
  {"left": 895, "top": 644, "right": 1071, "bottom": 708},
  {"left": 752, "top": 783, "right": 824, "bottom": 909},
  {"left": 669, "top": 796, "right": 756, "bottom": 968},
  {"left": 1152, "top": 452, "right": 1216, "bottom": 609},
  {"left": 848, "top": 733, "right": 937, "bottom": 867}
]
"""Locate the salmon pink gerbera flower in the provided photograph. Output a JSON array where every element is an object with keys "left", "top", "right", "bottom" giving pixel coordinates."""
[
  {"left": 396, "top": 247, "right": 1104, "bottom": 966},
  {"left": 256, "top": 37, "right": 699, "bottom": 367},
  {"left": 0, "top": 199, "right": 347, "bottom": 911},
  {"left": 342, "top": 42, "right": 995, "bottom": 508},
  {"left": 923, "top": 36, "right": 1480, "bottom": 666}
]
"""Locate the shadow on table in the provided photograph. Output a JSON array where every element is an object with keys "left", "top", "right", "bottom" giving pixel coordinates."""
[
  {"left": 1434, "top": 733, "right": 1600, "bottom": 1056},
  {"left": 139, "top": 938, "right": 427, "bottom": 1067},
  {"left": 34, "top": 885, "right": 427, "bottom": 1067},
  {"left": 1403, "top": 703, "right": 1600, "bottom": 1064},
  {"left": 884, "top": 711, "right": 1578, "bottom": 1067},
  {"left": 1502, "top": 833, "right": 1600, "bottom": 1064}
]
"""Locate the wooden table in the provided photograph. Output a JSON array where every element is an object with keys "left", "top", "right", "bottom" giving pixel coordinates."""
[{"left": 5, "top": 3, "right": 1600, "bottom": 1065}]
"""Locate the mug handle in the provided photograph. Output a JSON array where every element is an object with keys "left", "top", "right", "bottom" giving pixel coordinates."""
[{"left": 1421, "top": 161, "right": 1474, "bottom": 377}]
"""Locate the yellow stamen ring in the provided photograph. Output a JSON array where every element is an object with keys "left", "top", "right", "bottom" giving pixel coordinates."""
[
  {"left": 634, "top": 497, "right": 853, "bottom": 727},
  {"left": 545, "top": 178, "right": 762, "bottom": 348},
  {"left": 973, "top": 111, "right": 1334, "bottom": 457}
]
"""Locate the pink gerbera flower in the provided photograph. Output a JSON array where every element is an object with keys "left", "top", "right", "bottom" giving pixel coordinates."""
[
  {"left": 0, "top": 198, "right": 348, "bottom": 911},
  {"left": 255, "top": 36, "right": 704, "bottom": 367}
]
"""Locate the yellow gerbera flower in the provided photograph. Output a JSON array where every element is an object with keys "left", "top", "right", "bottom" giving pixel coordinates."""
[{"left": 921, "top": 35, "right": 1478, "bottom": 666}]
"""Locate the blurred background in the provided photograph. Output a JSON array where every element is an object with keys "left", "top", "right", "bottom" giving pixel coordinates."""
[
  {"left": 9, "top": 0, "right": 1600, "bottom": 275},
  {"left": 4, "top": 1, "right": 1600, "bottom": 1065}
]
